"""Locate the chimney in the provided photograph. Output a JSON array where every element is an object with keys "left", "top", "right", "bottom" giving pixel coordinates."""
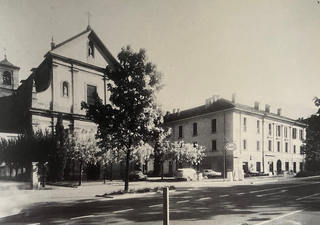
[
  {"left": 205, "top": 99, "right": 211, "bottom": 108},
  {"left": 232, "top": 93, "right": 236, "bottom": 103},
  {"left": 166, "top": 111, "right": 170, "bottom": 116},
  {"left": 254, "top": 101, "right": 260, "bottom": 110},
  {"left": 265, "top": 104, "right": 270, "bottom": 113},
  {"left": 277, "top": 108, "right": 281, "bottom": 116},
  {"left": 173, "top": 109, "right": 176, "bottom": 114},
  {"left": 212, "top": 95, "right": 218, "bottom": 102},
  {"left": 177, "top": 109, "right": 180, "bottom": 116}
]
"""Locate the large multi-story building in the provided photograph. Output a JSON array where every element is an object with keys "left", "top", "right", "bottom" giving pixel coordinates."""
[{"left": 163, "top": 94, "right": 306, "bottom": 178}]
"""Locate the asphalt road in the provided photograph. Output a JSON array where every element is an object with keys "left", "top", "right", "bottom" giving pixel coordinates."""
[{"left": 1, "top": 177, "right": 319, "bottom": 224}]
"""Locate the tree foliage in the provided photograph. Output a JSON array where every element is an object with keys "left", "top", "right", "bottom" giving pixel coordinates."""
[
  {"left": 172, "top": 141, "right": 206, "bottom": 166},
  {"left": 302, "top": 97, "right": 320, "bottom": 172},
  {"left": 81, "top": 45, "right": 165, "bottom": 191},
  {"left": 0, "top": 130, "right": 54, "bottom": 178},
  {"left": 47, "top": 114, "right": 68, "bottom": 181}
]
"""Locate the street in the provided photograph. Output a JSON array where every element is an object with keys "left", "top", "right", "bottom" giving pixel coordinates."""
[{"left": 0, "top": 176, "right": 319, "bottom": 224}]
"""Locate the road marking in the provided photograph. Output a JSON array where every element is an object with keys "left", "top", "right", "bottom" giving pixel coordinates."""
[
  {"left": 256, "top": 190, "right": 287, "bottom": 198},
  {"left": 250, "top": 181, "right": 320, "bottom": 194},
  {"left": 177, "top": 200, "right": 190, "bottom": 204},
  {"left": 296, "top": 193, "right": 319, "bottom": 201},
  {"left": 113, "top": 209, "right": 134, "bottom": 214},
  {"left": 254, "top": 209, "right": 304, "bottom": 225},
  {"left": 70, "top": 215, "right": 94, "bottom": 220},
  {"left": 198, "top": 197, "right": 211, "bottom": 201},
  {"left": 149, "top": 204, "right": 162, "bottom": 208},
  {"left": 27, "top": 223, "right": 40, "bottom": 225},
  {"left": 237, "top": 193, "right": 245, "bottom": 195},
  {"left": 219, "top": 194, "right": 229, "bottom": 198}
]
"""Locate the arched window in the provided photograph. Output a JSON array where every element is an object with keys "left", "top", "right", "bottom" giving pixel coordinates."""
[
  {"left": 62, "top": 81, "right": 69, "bottom": 97},
  {"left": 87, "top": 40, "right": 95, "bottom": 58},
  {"left": 3, "top": 71, "right": 11, "bottom": 85}
]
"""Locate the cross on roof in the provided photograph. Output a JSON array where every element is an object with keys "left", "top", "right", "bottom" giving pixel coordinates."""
[{"left": 85, "top": 11, "right": 92, "bottom": 27}]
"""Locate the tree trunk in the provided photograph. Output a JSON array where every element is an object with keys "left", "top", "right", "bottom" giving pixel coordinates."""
[
  {"left": 42, "top": 164, "right": 46, "bottom": 187},
  {"left": 124, "top": 150, "right": 130, "bottom": 192},
  {"left": 104, "top": 163, "right": 106, "bottom": 184},
  {"left": 110, "top": 162, "right": 113, "bottom": 181},
  {"left": 79, "top": 161, "right": 83, "bottom": 186},
  {"left": 161, "top": 163, "right": 164, "bottom": 180}
]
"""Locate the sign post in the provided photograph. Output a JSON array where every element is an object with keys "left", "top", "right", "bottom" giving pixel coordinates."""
[
  {"left": 224, "top": 143, "right": 237, "bottom": 181},
  {"left": 163, "top": 187, "right": 169, "bottom": 225}
]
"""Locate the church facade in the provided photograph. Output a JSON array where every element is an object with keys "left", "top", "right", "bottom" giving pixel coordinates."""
[{"left": 0, "top": 26, "right": 125, "bottom": 180}]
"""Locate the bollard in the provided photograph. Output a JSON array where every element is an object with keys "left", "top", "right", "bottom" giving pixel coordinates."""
[
  {"left": 163, "top": 187, "right": 169, "bottom": 225},
  {"left": 31, "top": 162, "right": 39, "bottom": 190}
]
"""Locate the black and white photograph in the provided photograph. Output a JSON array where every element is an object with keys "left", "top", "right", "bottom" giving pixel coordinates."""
[{"left": 0, "top": 1, "right": 320, "bottom": 224}]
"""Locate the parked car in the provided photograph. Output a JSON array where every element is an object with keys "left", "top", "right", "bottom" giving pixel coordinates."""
[
  {"left": 175, "top": 168, "right": 197, "bottom": 181},
  {"left": 128, "top": 171, "right": 147, "bottom": 181},
  {"left": 201, "top": 169, "right": 222, "bottom": 178}
]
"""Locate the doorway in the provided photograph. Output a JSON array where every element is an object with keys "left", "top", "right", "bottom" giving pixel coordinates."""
[{"left": 277, "top": 160, "right": 282, "bottom": 174}]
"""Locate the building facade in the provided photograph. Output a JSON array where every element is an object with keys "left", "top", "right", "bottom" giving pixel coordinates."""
[
  {"left": 0, "top": 26, "right": 125, "bottom": 180},
  {"left": 163, "top": 94, "right": 306, "bottom": 178}
]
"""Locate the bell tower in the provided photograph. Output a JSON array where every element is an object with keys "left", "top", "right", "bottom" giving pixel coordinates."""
[{"left": 0, "top": 55, "right": 20, "bottom": 97}]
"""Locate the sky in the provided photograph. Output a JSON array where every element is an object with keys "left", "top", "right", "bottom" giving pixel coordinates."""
[{"left": 1, "top": 0, "right": 319, "bottom": 119}]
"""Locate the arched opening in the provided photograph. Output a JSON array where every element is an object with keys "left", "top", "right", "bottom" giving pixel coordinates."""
[
  {"left": 3, "top": 71, "right": 11, "bottom": 85},
  {"left": 62, "top": 81, "right": 69, "bottom": 97},
  {"left": 277, "top": 160, "right": 282, "bottom": 174}
]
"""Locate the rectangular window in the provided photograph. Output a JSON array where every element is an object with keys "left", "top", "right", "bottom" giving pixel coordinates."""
[
  {"left": 277, "top": 125, "right": 281, "bottom": 137},
  {"left": 299, "top": 130, "right": 303, "bottom": 140},
  {"left": 300, "top": 146, "right": 303, "bottom": 154},
  {"left": 212, "top": 140, "right": 217, "bottom": 151},
  {"left": 268, "top": 140, "right": 272, "bottom": 151},
  {"left": 87, "top": 85, "right": 97, "bottom": 105},
  {"left": 257, "top": 141, "right": 260, "bottom": 151},
  {"left": 243, "top": 139, "right": 247, "bottom": 150},
  {"left": 284, "top": 127, "right": 288, "bottom": 138},
  {"left": 293, "top": 145, "right": 296, "bottom": 154},
  {"left": 178, "top": 126, "right": 183, "bottom": 138},
  {"left": 243, "top": 118, "right": 247, "bottom": 131},
  {"left": 211, "top": 119, "right": 217, "bottom": 133},
  {"left": 257, "top": 120, "right": 260, "bottom": 133},
  {"left": 292, "top": 128, "right": 297, "bottom": 139},
  {"left": 268, "top": 124, "right": 272, "bottom": 135},
  {"left": 285, "top": 142, "right": 288, "bottom": 153},
  {"left": 277, "top": 141, "right": 280, "bottom": 152},
  {"left": 193, "top": 123, "right": 197, "bottom": 136}
]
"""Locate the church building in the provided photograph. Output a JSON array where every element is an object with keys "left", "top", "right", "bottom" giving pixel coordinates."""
[{"left": 0, "top": 26, "right": 123, "bottom": 180}]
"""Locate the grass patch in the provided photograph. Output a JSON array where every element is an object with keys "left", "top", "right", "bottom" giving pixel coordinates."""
[{"left": 105, "top": 186, "right": 176, "bottom": 196}]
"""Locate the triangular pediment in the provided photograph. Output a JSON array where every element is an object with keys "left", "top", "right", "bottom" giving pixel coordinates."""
[{"left": 48, "top": 28, "right": 119, "bottom": 69}]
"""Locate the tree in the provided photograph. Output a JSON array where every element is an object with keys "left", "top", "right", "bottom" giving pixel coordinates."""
[
  {"left": 155, "top": 140, "right": 176, "bottom": 179},
  {"left": 132, "top": 142, "right": 154, "bottom": 172},
  {"left": 67, "top": 134, "right": 100, "bottom": 185},
  {"left": 172, "top": 141, "right": 206, "bottom": 170},
  {"left": 47, "top": 114, "right": 68, "bottom": 181},
  {"left": 0, "top": 130, "right": 53, "bottom": 181},
  {"left": 81, "top": 45, "right": 164, "bottom": 192},
  {"left": 301, "top": 97, "right": 320, "bottom": 172}
]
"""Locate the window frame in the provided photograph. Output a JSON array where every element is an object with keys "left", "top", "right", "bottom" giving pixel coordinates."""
[
  {"left": 86, "top": 84, "right": 97, "bottom": 106},
  {"left": 212, "top": 140, "right": 217, "bottom": 151},
  {"left": 3, "top": 71, "right": 11, "bottom": 85},
  {"left": 178, "top": 125, "right": 183, "bottom": 138},
  {"left": 193, "top": 122, "right": 198, "bottom": 136},
  {"left": 211, "top": 119, "right": 217, "bottom": 133},
  {"left": 292, "top": 128, "right": 297, "bottom": 139}
]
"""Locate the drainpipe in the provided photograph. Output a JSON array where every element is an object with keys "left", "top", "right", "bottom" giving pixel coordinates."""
[
  {"left": 262, "top": 114, "right": 265, "bottom": 173},
  {"left": 223, "top": 110, "right": 226, "bottom": 181}
]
